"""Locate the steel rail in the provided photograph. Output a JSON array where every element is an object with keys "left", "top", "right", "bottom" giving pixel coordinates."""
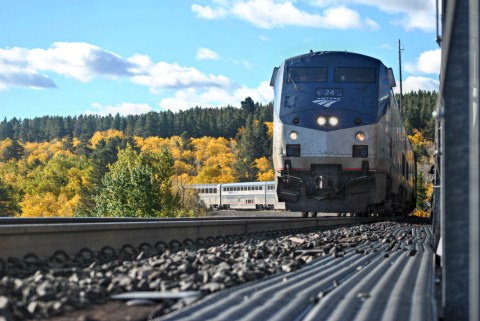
[
  {"left": 0, "top": 216, "right": 305, "bottom": 225},
  {"left": 0, "top": 216, "right": 378, "bottom": 260}
]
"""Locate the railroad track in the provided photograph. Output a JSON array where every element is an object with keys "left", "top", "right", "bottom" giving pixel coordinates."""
[
  {"left": 0, "top": 216, "right": 378, "bottom": 260},
  {"left": 0, "top": 216, "right": 433, "bottom": 321}
]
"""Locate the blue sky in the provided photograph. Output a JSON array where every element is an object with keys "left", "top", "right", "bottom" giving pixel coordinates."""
[{"left": 0, "top": 0, "right": 440, "bottom": 120}]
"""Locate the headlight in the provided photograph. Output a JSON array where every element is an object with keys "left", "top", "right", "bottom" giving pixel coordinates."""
[
  {"left": 316, "top": 116, "right": 327, "bottom": 126},
  {"left": 289, "top": 131, "right": 299, "bottom": 141},
  {"left": 328, "top": 116, "right": 339, "bottom": 126},
  {"left": 355, "top": 131, "right": 366, "bottom": 141}
]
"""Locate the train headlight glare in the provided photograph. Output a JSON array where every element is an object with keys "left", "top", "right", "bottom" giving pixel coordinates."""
[
  {"left": 317, "top": 116, "right": 327, "bottom": 126},
  {"left": 289, "top": 131, "right": 299, "bottom": 141},
  {"left": 329, "top": 116, "right": 339, "bottom": 126},
  {"left": 355, "top": 131, "right": 366, "bottom": 142}
]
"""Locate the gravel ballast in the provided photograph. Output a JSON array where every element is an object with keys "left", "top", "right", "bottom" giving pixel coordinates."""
[{"left": 0, "top": 220, "right": 429, "bottom": 321}]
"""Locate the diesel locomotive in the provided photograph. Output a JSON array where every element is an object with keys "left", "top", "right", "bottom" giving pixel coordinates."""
[{"left": 270, "top": 51, "right": 415, "bottom": 217}]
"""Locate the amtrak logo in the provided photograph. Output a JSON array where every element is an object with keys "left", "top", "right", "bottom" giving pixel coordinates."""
[{"left": 313, "top": 97, "right": 341, "bottom": 107}]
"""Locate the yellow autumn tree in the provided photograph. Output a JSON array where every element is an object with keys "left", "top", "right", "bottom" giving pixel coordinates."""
[
  {"left": 0, "top": 139, "right": 12, "bottom": 157},
  {"left": 90, "top": 129, "right": 125, "bottom": 148},
  {"left": 20, "top": 192, "right": 79, "bottom": 217},
  {"left": 408, "top": 129, "right": 434, "bottom": 161},
  {"left": 23, "top": 140, "right": 73, "bottom": 164},
  {"left": 191, "top": 137, "right": 236, "bottom": 183},
  {"left": 408, "top": 129, "right": 426, "bottom": 146},
  {"left": 135, "top": 135, "right": 239, "bottom": 184},
  {"left": 0, "top": 159, "right": 28, "bottom": 188},
  {"left": 265, "top": 121, "right": 274, "bottom": 138},
  {"left": 255, "top": 157, "right": 274, "bottom": 181},
  {"left": 135, "top": 136, "right": 167, "bottom": 154},
  {"left": 137, "top": 136, "right": 195, "bottom": 179},
  {"left": 136, "top": 136, "right": 187, "bottom": 160},
  {"left": 195, "top": 153, "right": 236, "bottom": 183},
  {"left": 19, "top": 153, "right": 90, "bottom": 217}
]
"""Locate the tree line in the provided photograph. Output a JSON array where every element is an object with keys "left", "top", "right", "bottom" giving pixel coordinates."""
[
  {"left": 398, "top": 90, "right": 437, "bottom": 140},
  {"left": 0, "top": 98, "right": 271, "bottom": 142}
]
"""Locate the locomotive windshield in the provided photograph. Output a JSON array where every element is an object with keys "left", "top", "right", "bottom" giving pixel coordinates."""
[
  {"left": 287, "top": 67, "right": 327, "bottom": 83},
  {"left": 334, "top": 67, "right": 376, "bottom": 83}
]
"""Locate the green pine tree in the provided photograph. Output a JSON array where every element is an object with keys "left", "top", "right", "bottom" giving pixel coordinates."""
[
  {"left": 2, "top": 139, "right": 24, "bottom": 161},
  {"left": 0, "top": 178, "right": 21, "bottom": 217},
  {"left": 416, "top": 172, "right": 428, "bottom": 210}
]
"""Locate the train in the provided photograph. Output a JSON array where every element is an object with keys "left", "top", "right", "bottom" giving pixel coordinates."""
[
  {"left": 270, "top": 51, "right": 416, "bottom": 217},
  {"left": 191, "top": 181, "right": 285, "bottom": 210}
]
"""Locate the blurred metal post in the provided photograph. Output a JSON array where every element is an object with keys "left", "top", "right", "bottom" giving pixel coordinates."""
[
  {"left": 469, "top": 0, "right": 479, "bottom": 320},
  {"left": 440, "top": 0, "right": 471, "bottom": 319}
]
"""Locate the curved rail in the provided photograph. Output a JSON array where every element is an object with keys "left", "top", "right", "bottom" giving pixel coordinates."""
[{"left": 0, "top": 216, "right": 378, "bottom": 260}]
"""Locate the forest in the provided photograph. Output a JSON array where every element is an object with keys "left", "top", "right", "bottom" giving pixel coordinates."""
[{"left": 0, "top": 92, "right": 436, "bottom": 217}]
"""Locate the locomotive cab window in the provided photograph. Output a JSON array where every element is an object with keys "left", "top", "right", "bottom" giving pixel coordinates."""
[
  {"left": 287, "top": 67, "right": 327, "bottom": 83},
  {"left": 334, "top": 67, "right": 376, "bottom": 83}
]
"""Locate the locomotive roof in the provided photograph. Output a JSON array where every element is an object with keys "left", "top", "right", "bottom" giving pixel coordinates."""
[{"left": 284, "top": 51, "right": 382, "bottom": 65}]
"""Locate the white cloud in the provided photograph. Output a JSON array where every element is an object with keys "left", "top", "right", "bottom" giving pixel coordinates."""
[
  {"left": 310, "top": 0, "right": 436, "bottom": 31},
  {"left": 29, "top": 42, "right": 134, "bottom": 82},
  {"left": 158, "top": 81, "right": 273, "bottom": 112},
  {"left": 193, "top": 0, "right": 435, "bottom": 31},
  {"left": 196, "top": 47, "right": 220, "bottom": 60},
  {"left": 233, "top": 81, "right": 273, "bottom": 103},
  {"left": 396, "top": 48, "right": 440, "bottom": 93},
  {"left": 192, "top": 1, "right": 373, "bottom": 30},
  {"left": 231, "top": 1, "right": 362, "bottom": 29},
  {"left": 0, "top": 43, "right": 231, "bottom": 92},
  {"left": 395, "top": 76, "right": 439, "bottom": 93},
  {"left": 405, "top": 49, "right": 441, "bottom": 75},
  {"left": 0, "top": 60, "right": 56, "bottom": 90},
  {"left": 0, "top": 42, "right": 134, "bottom": 90},
  {"left": 191, "top": 4, "right": 227, "bottom": 19},
  {"left": 86, "top": 102, "right": 154, "bottom": 116},
  {"left": 128, "top": 54, "right": 230, "bottom": 90},
  {"left": 394, "top": 11, "right": 435, "bottom": 32},
  {"left": 0, "top": 47, "right": 56, "bottom": 90}
]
